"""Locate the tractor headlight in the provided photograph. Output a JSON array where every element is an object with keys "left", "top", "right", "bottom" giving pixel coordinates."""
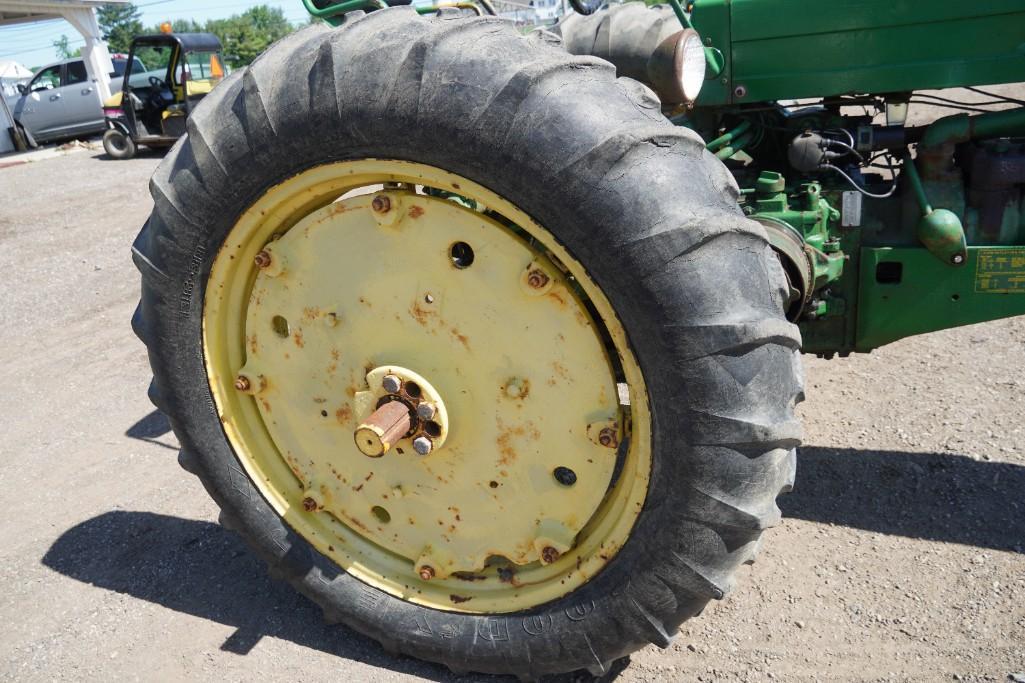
[
  {"left": 647, "top": 29, "right": 706, "bottom": 106},
  {"left": 679, "top": 30, "right": 706, "bottom": 103}
]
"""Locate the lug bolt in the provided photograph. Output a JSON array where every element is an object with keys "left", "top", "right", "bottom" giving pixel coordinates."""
[
  {"left": 233, "top": 375, "right": 251, "bottom": 392},
  {"left": 254, "top": 250, "right": 272, "bottom": 269},
  {"left": 541, "top": 546, "right": 560, "bottom": 564},
  {"left": 371, "top": 194, "right": 391, "bottom": 214},
  {"left": 302, "top": 496, "right": 318, "bottom": 511},
  {"left": 416, "top": 402, "right": 437, "bottom": 420},
  {"left": 598, "top": 426, "right": 619, "bottom": 449},
  {"left": 418, "top": 565, "right": 435, "bottom": 581},
  {"left": 553, "top": 466, "right": 577, "bottom": 486},
  {"left": 526, "top": 269, "right": 550, "bottom": 289},
  {"left": 413, "top": 436, "right": 434, "bottom": 456},
  {"left": 382, "top": 374, "right": 402, "bottom": 394},
  {"left": 952, "top": 254, "right": 965, "bottom": 265}
]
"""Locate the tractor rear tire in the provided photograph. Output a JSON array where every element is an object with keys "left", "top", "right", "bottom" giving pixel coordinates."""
[
  {"left": 102, "top": 128, "right": 135, "bottom": 160},
  {"left": 132, "top": 10, "right": 803, "bottom": 679}
]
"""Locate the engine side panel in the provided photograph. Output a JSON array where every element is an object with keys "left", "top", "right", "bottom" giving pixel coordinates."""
[{"left": 692, "top": 0, "right": 1025, "bottom": 106}]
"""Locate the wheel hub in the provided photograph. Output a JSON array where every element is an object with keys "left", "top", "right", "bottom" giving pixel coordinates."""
[
  {"left": 242, "top": 189, "right": 622, "bottom": 577},
  {"left": 203, "top": 160, "right": 651, "bottom": 612}
]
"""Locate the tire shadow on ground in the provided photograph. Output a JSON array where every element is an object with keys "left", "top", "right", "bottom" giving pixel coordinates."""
[
  {"left": 125, "top": 410, "right": 176, "bottom": 450},
  {"left": 784, "top": 446, "right": 1025, "bottom": 553},
  {"left": 40, "top": 510, "right": 625, "bottom": 682}
]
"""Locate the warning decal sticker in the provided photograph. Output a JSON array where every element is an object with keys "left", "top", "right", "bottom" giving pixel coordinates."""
[{"left": 975, "top": 249, "right": 1025, "bottom": 293}]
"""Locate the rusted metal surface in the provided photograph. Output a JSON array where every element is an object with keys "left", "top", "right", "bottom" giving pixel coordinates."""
[
  {"left": 354, "top": 400, "right": 412, "bottom": 457},
  {"left": 598, "top": 426, "right": 619, "bottom": 449},
  {"left": 540, "top": 546, "right": 561, "bottom": 564},
  {"left": 526, "top": 268, "right": 550, "bottom": 289},
  {"left": 371, "top": 194, "right": 392, "bottom": 214},
  {"left": 253, "top": 250, "right": 272, "bottom": 269}
]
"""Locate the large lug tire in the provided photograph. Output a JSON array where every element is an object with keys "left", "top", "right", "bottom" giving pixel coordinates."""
[{"left": 132, "top": 9, "right": 803, "bottom": 679}]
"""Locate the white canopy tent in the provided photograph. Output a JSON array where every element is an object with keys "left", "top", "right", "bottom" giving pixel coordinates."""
[{"left": 0, "top": 59, "right": 33, "bottom": 96}]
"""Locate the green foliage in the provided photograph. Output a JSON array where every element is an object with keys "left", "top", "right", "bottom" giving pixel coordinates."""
[
  {"left": 98, "top": 2, "right": 144, "bottom": 54},
  {"left": 142, "top": 6, "right": 293, "bottom": 68},
  {"left": 52, "top": 34, "right": 82, "bottom": 60},
  {"left": 203, "top": 6, "right": 293, "bottom": 67}
]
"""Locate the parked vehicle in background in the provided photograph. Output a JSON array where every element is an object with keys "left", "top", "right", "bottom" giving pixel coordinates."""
[
  {"left": 101, "top": 31, "right": 225, "bottom": 160},
  {"left": 3, "top": 58, "right": 106, "bottom": 144},
  {"left": 2, "top": 45, "right": 212, "bottom": 148}
]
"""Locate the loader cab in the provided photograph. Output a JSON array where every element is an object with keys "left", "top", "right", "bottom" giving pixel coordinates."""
[{"left": 102, "top": 31, "right": 224, "bottom": 158}]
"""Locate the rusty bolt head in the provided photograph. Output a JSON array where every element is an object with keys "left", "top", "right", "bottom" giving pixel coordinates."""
[
  {"left": 254, "top": 250, "right": 272, "bottom": 269},
  {"left": 541, "top": 546, "right": 560, "bottom": 564},
  {"left": 416, "top": 402, "right": 436, "bottom": 421},
  {"left": 412, "top": 436, "right": 433, "bottom": 456},
  {"left": 233, "top": 375, "right": 251, "bottom": 392},
  {"left": 526, "top": 269, "right": 550, "bottom": 289},
  {"left": 382, "top": 374, "right": 402, "bottom": 394},
  {"left": 371, "top": 194, "right": 391, "bottom": 214},
  {"left": 302, "top": 496, "right": 317, "bottom": 512},
  {"left": 598, "top": 426, "right": 619, "bottom": 449},
  {"left": 418, "top": 565, "right": 435, "bottom": 581}
]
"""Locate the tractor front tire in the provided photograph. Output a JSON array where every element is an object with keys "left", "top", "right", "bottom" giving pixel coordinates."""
[{"left": 133, "top": 9, "right": 803, "bottom": 679}]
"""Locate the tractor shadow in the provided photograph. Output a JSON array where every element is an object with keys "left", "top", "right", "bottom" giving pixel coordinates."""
[
  {"left": 784, "top": 446, "right": 1025, "bottom": 553},
  {"left": 40, "top": 510, "right": 624, "bottom": 682}
]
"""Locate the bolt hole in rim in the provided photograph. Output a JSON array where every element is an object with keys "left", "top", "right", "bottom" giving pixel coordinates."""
[
  {"left": 271, "top": 315, "right": 289, "bottom": 338},
  {"left": 449, "top": 241, "right": 475, "bottom": 269},
  {"left": 203, "top": 160, "right": 651, "bottom": 613}
]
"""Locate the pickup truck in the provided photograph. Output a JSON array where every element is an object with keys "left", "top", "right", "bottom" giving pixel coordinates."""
[{"left": 4, "top": 56, "right": 153, "bottom": 144}]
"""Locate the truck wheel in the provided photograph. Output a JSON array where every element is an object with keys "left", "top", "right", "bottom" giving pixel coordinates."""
[
  {"left": 102, "top": 128, "right": 135, "bottom": 160},
  {"left": 132, "top": 10, "right": 802, "bottom": 679}
]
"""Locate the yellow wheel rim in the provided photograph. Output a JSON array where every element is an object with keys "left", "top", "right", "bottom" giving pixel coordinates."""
[{"left": 204, "top": 160, "right": 651, "bottom": 613}]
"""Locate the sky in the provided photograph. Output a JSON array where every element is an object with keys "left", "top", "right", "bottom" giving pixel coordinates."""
[{"left": 0, "top": 1, "right": 313, "bottom": 70}]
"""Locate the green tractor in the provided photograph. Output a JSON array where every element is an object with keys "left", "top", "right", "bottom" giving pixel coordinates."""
[{"left": 131, "top": 0, "right": 1025, "bottom": 677}]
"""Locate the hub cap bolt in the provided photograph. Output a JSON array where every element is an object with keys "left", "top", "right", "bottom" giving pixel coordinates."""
[
  {"left": 418, "top": 565, "right": 435, "bottom": 581},
  {"left": 541, "top": 546, "right": 560, "bottom": 564},
  {"left": 254, "top": 250, "right": 272, "bottom": 269},
  {"left": 371, "top": 194, "right": 391, "bottom": 214},
  {"left": 416, "top": 402, "right": 437, "bottom": 421},
  {"left": 233, "top": 375, "right": 251, "bottom": 392},
  {"left": 598, "top": 426, "right": 619, "bottom": 449},
  {"left": 526, "top": 268, "right": 550, "bottom": 289},
  {"left": 302, "top": 496, "right": 318, "bottom": 511},
  {"left": 382, "top": 374, "right": 402, "bottom": 394},
  {"left": 553, "top": 466, "right": 577, "bottom": 486},
  {"left": 413, "top": 436, "right": 434, "bottom": 456}
]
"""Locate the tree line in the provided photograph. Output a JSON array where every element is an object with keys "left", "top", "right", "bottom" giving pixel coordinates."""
[{"left": 54, "top": 3, "right": 301, "bottom": 68}]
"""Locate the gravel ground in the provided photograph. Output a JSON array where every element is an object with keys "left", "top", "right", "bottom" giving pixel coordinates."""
[{"left": 1, "top": 107, "right": 1023, "bottom": 682}]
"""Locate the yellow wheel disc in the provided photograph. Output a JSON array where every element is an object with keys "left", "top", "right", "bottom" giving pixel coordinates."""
[{"left": 204, "top": 160, "right": 651, "bottom": 613}]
